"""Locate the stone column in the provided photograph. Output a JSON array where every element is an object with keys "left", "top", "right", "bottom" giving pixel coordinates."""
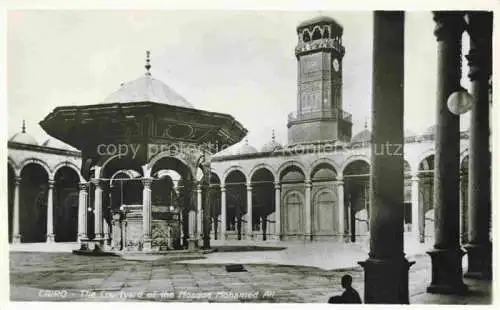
[
  {"left": 93, "top": 179, "right": 104, "bottom": 248},
  {"left": 46, "top": 179, "right": 55, "bottom": 243},
  {"left": 411, "top": 175, "right": 420, "bottom": 242},
  {"left": 464, "top": 11, "right": 492, "bottom": 280},
  {"left": 12, "top": 176, "right": 21, "bottom": 244},
  {"left": 426, "top": 11, "right": 468, "bottom": 294},
  {"left": 196, "top": 184, "right": 203, "bottom": 240},
  {"left": 337, "top": 176, "right": 345, "bottom": 241},
  {"left": 78, "top": 182, "right": 88, "bottom": 242},
  {"left": 459, "top": 174, "right": 468, "bottom": 244},
  {"left": 305, "top": 179, "right": 312, "bottom": 240},
  {"left": 274, "top": 181, "right": 281, "bottom": 240},
  {"left": 220, "top": 185, "right": 227, "bottom": 240},
  {"left": 246, "top": 183, "right": 253, "bottom": 240},
  {"left": 142, "top": 178, "right": 152, "bottom": 251},
  {"left": 358, "top": 12, "right": 413, "bottom": 304}
]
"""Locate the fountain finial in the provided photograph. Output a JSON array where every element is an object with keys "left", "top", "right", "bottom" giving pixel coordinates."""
[{"left": 22, "top": 120, "right": 26, "bottom": 133}]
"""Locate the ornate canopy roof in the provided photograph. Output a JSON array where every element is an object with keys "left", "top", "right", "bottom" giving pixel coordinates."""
[{"left": 102, "top": 74, "right": 194, "bottom": 109}]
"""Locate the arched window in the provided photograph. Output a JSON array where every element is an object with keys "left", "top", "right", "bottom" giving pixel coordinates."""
[
  {"left": 323, "top": 28, "right": 330, "bottom": 39},
  {"left": 303, "top": 31, "right": 311, "bottom": 42},
  {"left": 312, "top": 27, "right": 322, "bottom": 40}
]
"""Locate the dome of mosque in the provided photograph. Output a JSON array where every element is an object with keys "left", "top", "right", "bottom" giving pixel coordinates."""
[
  {"left": 235, "top": 139, "right": 258, "bottom": 155},
  {"left": 351, "top": 129, "right": 372, "bottom": 144},
  {"left": 9, "top": 121, "right": 38, "bottom": 145},
  {"left": 261, "top": 130, "right": 283, "bottom": 152}
]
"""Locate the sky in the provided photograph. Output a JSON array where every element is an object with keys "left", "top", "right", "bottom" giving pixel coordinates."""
[{"left": 7, "top": 10, "right": 472, "bottom": 152}]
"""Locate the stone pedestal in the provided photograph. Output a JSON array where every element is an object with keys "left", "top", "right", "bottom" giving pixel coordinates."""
[
  {"left": 187, "top": 238, "right": 199, "bottom": 250},
  {"left": 359, "top": 257, "right": 414, "bottom": 304},
  {"left": 426, "top": 248, "right": 468, "bottom": 294},
  {"left": 464, "top": 243, "right": 492, "bottom": 280}
]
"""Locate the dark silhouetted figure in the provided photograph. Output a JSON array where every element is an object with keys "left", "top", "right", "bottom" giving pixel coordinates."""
[{"left": 328, "top": 274, "right": 362, "bottom": 304}]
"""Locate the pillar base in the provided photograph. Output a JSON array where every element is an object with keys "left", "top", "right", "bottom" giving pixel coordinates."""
[
  {"left": 358, "top": 256, "right": 414, "bottom": 304},
  {"left": 93, "top": 237, "right": 105, "bottom": 252},
  {"left": 187, "top": 238, "right": 199, "bottom": 250},
  {"left": 245, "top": 233, "right": 254, "bottom": 241},
  {"left": 12, "top": 234, "right": 21, "bottom": 244},
  {"left": 46, "top": 234, "right": 55, "bottom": 243},
  {"left": 142, "top": 239, "right": 152, "bottom": 252},
  {"left": 426, "top": 248, "right": 468, "bottom": 295},
  {"left": 78, "top": 238, "right": 90, "bottom": 251},
  {"left": 464, "top": 242, "right": 492, "bottom": 280}
]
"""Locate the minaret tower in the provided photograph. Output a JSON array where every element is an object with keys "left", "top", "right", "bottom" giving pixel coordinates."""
[{"left": 287, "top": 16, "right": 352, "bottom": 144}]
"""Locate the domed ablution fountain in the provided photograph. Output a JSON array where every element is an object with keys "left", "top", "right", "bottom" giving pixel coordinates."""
[{"left": 40, "top": 51, "right": 247, "bottom": 254}]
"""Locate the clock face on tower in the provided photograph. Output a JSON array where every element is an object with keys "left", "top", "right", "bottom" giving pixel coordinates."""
[{"left": 332, "top": 58, "right": 340, "bottom": 72}]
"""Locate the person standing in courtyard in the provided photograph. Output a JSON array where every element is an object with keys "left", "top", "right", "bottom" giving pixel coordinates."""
[{"left": 328, "top": 274, "right": 362, "bottom": 304}]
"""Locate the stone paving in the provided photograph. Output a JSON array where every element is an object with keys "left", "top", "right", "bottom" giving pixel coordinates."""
[{"left": 9, "top": 241, "right": 492, "bottom": 304}]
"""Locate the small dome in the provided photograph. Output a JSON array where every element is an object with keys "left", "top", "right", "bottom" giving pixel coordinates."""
[
  {"left": 261, "top": 130, "right": 282, "bottom": 152},
  {"left": 10, "top": 132, "right": 38, "bottom": 145},
  {"left": 235, "top": 139, "right": 257, "bottom": 155},
  {"left": 9, "top": 121, "right": 38, "bottom": 145},
  {"left": 351, "top": 129, "right": 371, "bottom": 144},
  {"left": 42, "top": 138, "right": 77, "bottom": 151}
]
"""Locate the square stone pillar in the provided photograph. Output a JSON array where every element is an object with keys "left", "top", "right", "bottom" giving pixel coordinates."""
[
  {"left": 246, "top": 183, "right": 253, "bottom": 240},
  {"left": 142, "top": 178, "right": 153, "bottom": 251},
  {"left": 46, "top": 179, "right": 55, "bottom": 243},
  {"left": 274, "top": 182, "right": 281, "bottom": 240},
  {"left": 358, "top": 12, "right": 413, "bottom": 304},
  {"left": 220, "top": 186, "right": 227, "bottom": 240},
  {"left": 78, "top": 182, "right": 89, "bottom": 248},
  {"left": 304, "top": 179, "right": 312, "bottom": 241},
  {"left": 92, "top": 179, "right": 104, "bottom": 249}
]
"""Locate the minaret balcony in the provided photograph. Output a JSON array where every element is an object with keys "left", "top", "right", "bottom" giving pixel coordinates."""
[
  {"left": 295, "top": 38, "right": 345, "bottom": 57},
  {"left": 287, "top": 108, "right": 352, "bottom": 125}
]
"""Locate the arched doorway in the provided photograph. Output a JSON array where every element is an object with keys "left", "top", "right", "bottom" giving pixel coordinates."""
[
  {"left": 418, "top": 154, "right": 434, "bottom": 243},
  {"left": 343, "top": 159, "right": 370, "bottom": 243},
  {"left": 54, "top": 166, "right": 79, "bottom": 242},
  {"left": 250, "top": 168, "right": 275, "bottom": 241},
  {"left": 280, "top": 165, "right": 306, "bottom": 239},
  {"left": 207, "top": 173, "right": 221, "bottom": 240},
  {"left": 20, "top": 163, "right": 49, "bottom": 243},
  {"left": 225, "top": 170, "right": 246, "bottom": 240},
  {"left": 310, "top": 163, "right": 338, "bottom": 239},
  {"left": 150, "top": 156, "right": 193, "bottom": 249}
]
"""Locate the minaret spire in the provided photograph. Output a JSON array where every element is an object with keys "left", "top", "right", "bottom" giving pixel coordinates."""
[
  {"left": 271, "top": 129, "right": 276, "bottom": 142},
  {"left": 21, "top": 120, "right": 26, "bottom": 133},
  {"left": 145, "top": 50, "right": 151, "bottom": 76}
]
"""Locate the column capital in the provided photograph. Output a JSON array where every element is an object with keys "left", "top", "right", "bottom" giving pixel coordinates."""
[
  {"left": 274, "top": 181, "right": 281, "bottom": 190},
  {"left": 433, "top": 11, "right": 467, "bottom": 42},
  {"left": 305, "top": 179, "right": 312, "bottom": 187},
  {"left": 246, "top": 184, "right": 253, "bottom": 191},
  {"left": 142, "top": 178, "right": 153, "bottom": 188},
  {"left": 79, "top": 182, "right": 89, "bottom": 191},
  {"left": 220, "top": 185, "right": 226, "bottom": 192},
  {"left": 411, "top": 175, "right": 419, "bottom": 182},
  {"left": 336, "top": 178, "right": 344, "bottom": 186},
  {"left": 14, "top": 176, "right": 22, "bottom": 186},
  {"left": 48, "top": 179, "right": 55, "bottom": 188},
  {"left": 91, "top": 178, "right": 102, "bottom": 187},
  {"left": 466, "top": 12, "right": 492, "bottom": 82}
]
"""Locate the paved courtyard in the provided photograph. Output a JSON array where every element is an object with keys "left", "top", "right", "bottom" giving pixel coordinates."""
[{"left": 9, "top": 239, "right": 492, "bottom": 304}]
